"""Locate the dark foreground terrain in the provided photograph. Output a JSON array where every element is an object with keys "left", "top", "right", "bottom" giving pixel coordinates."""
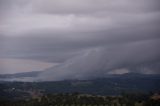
[
  {"left": 0, "top": 73, "right": 160, "bottom": 106},
  {"left": 0, "top": 92, "right": 160, "bottom": 106}
]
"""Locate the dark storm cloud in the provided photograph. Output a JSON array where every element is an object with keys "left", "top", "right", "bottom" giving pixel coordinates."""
[
  {"left": 31, "top": 0, "right": 160, "bottom": 14},
  {"left": 38, "top": 39, "right": 160, "bottom": 81},
  {"left": 0, "top": 0, "right": 160, "bottom": 80}
]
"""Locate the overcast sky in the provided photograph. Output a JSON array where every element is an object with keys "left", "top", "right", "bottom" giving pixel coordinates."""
[{"left": 0, "top": 0, "right": 160, "bottom": 80}]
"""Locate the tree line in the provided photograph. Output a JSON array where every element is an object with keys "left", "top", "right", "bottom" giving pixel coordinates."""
[{"left": 0, "top": 92, "right": 160, "bottom": 106}]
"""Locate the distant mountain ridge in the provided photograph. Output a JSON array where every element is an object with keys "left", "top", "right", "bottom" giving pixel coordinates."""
[
  {"left": 0, "top": 71, "right": 41, "bottom": 79},
  {"left": 0, "top": 71, "right": 160, "bottom": 82},
  {"left": 0, "top": 73, "right": 160, "bottom": 96}
]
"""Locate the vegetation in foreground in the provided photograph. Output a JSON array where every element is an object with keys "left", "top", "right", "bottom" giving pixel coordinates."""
[
  {"left": 0, "top": 74, "right": 160, "bottom": 106},
  {"left": 0, "top": 92, "right": 160, "bottom": 106}
]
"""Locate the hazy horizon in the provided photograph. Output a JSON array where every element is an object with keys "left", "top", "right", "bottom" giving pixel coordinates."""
[{"left": 0, "top": 0, "right": 160, "bottom": 81}]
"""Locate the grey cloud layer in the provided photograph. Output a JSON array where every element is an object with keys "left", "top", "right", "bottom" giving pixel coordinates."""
[
  {"left": 0, "top": 0, "right": 160, "bottom": 80},
  {"left": 26, "top": 0, "right": 160, "bottom": 14},
  {"left": 38, "top": 39, "right": 160, "bottom": 81}
]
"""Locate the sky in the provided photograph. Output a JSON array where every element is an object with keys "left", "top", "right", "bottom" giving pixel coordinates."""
[{"left": 0, "top": 0, "right": 160, "bottom": 80}]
